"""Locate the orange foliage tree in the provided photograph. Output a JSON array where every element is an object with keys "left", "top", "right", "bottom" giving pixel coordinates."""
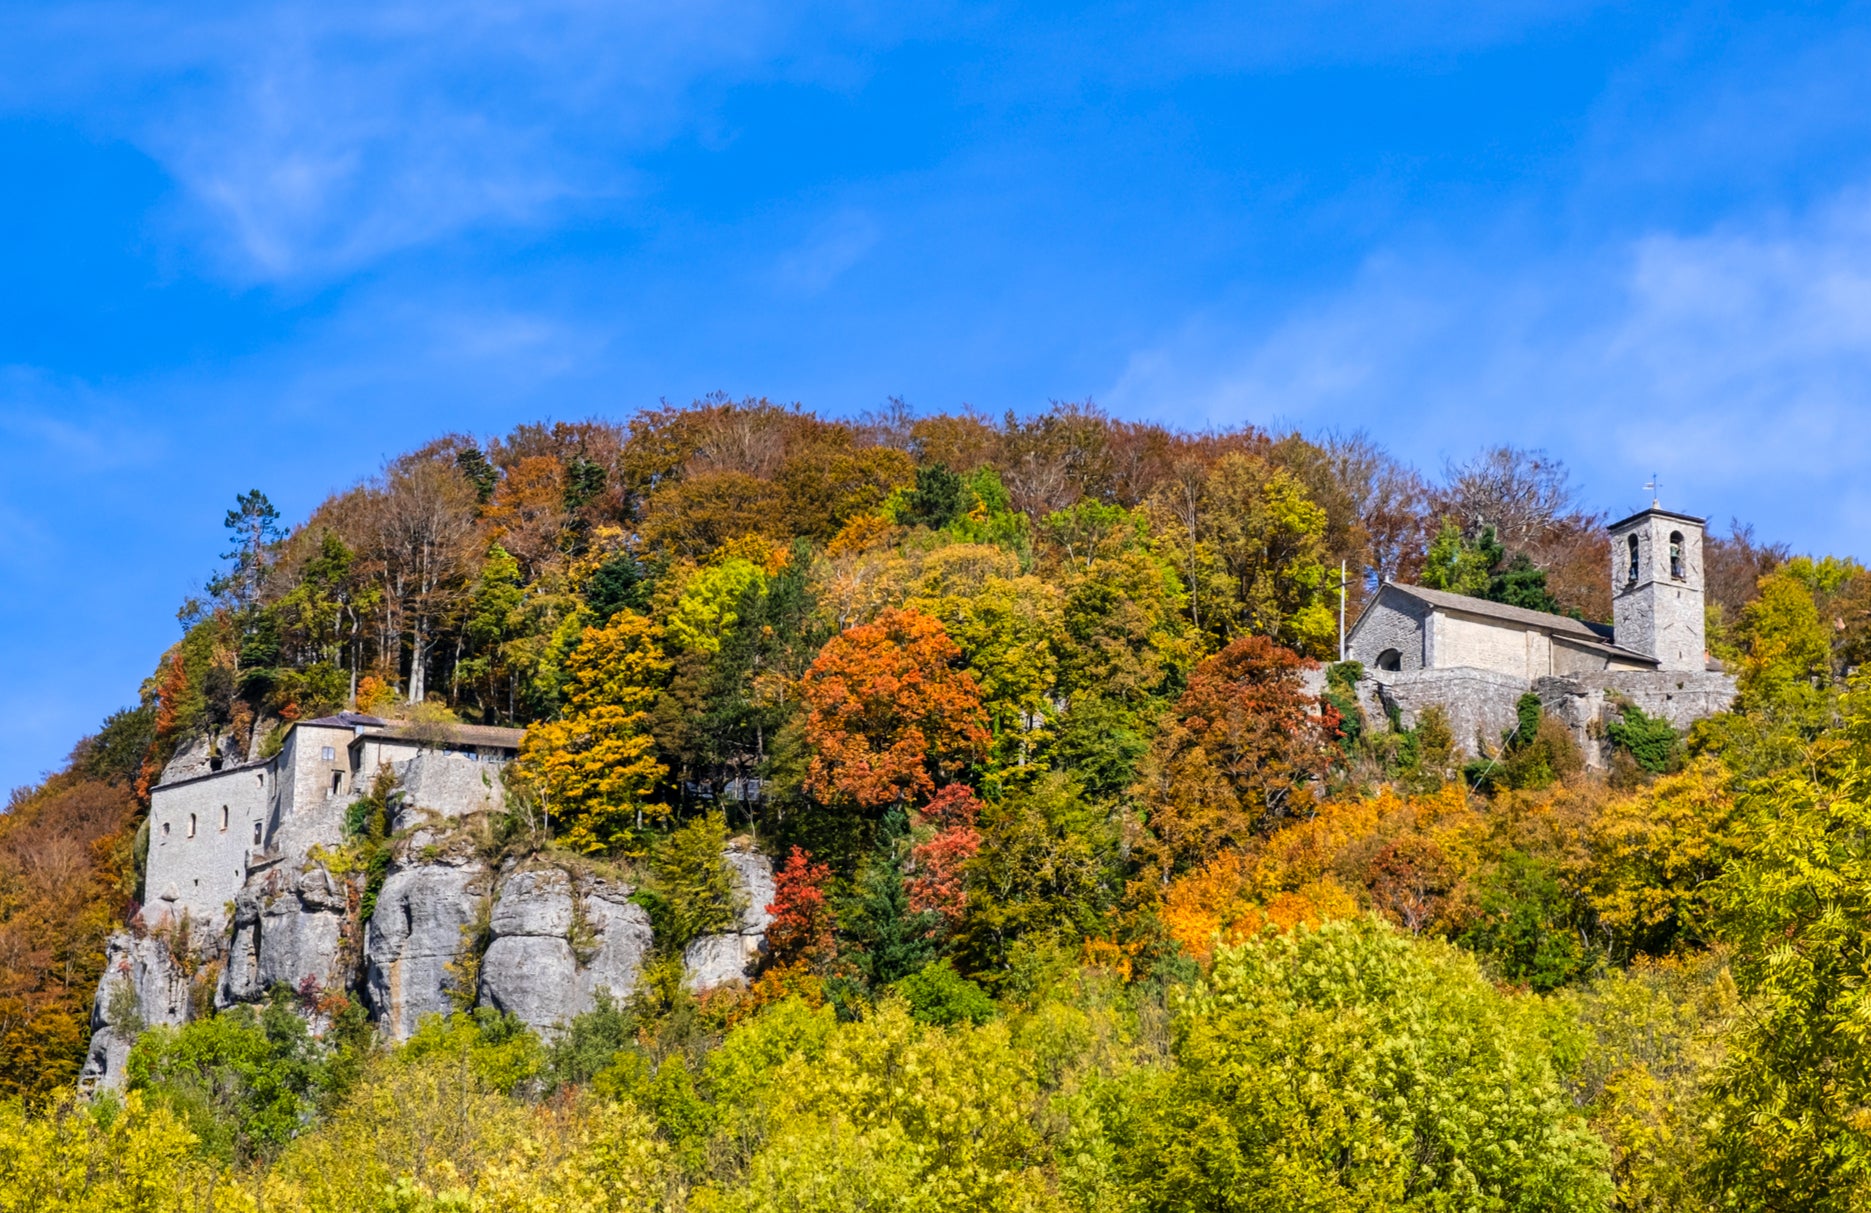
[
  {"left": 0, "top": 775, "right": 141, "bottom": 1097},
  {"left": 800, "top": 608, "right": 991, "bottom": 814},
  {"left": 1129, "top": 635, "right": 1338, "bottom": 889}
]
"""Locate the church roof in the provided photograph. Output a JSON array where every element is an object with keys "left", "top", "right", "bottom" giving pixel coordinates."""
[
  {"left": 1607, "top": 504, "right": 1706, "bottom": 531},
  {"left": 1373, "top": 582, "right": 1658, "bottom": 665},
  {"left": 361, "top": 722, "right": 526, "bottom": 750}
]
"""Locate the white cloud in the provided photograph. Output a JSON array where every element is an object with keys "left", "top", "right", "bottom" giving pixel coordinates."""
[
  {"left": 0, "top": 1, "right": 877, "bottom": 282},
  {"left": 774, "top": 208, "right": 880, "bottom": 294},
  {"left": 1105, "top": 189, "right": 1871, "bottom": 553}
]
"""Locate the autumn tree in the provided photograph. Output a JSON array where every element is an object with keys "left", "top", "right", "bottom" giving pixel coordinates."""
[
  {"left": 765, "top": 846, "right": 836, "bottom": 967},
  {"left": 1148, "top": 452, "right": 1335, "bottom": 654},
  {"left": 0, "top": 774, "right": 141, "bottom": 1097},
  {"left": 510, "top": 611, "right": 671, "bottom": 852},
  {"left": 1130, "top": 635, "right": 1337, "bottom": 889},
  {"left": 363, "top": 453, "right": 480, "bottom": 704},
  {"left": 799, "top": 608, "right": 990, "bottom": 817},
  {"left": 905, "top": 785, "right": 986, "bottom": 930},
  {"left": 1121, "top": 918, "right": 1613, "bottom": 1211}
]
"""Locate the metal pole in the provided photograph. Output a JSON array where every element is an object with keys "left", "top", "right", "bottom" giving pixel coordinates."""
[{"left": 1339, "top": 559, "right": 1347, "bottom": 662}]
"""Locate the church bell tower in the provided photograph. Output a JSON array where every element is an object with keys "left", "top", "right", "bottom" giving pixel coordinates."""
[{"left": 1608, "top": 505, "right": 1708, "bottom": 671}]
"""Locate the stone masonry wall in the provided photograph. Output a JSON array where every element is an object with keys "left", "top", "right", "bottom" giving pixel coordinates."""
[
  {"left": 145, "top": 764, "right": 269, "bottom": 931},
  {"left": 1359, "top": 667, "right": 1532, "bottom": 757},
  {"left": 1345, "top": 592, "right": 1429, "bottom": 671}
]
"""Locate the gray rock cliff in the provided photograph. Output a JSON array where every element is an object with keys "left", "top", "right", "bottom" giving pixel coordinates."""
[{"left": 477, "top": 867, "right": 654, "bottom": 1034}]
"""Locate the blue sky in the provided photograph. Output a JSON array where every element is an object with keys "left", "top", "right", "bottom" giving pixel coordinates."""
[{"left": 5, "top": 1, "right": 1871, "bottom": 792}]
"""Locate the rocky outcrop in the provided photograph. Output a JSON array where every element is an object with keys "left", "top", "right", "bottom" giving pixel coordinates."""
[
  {"left": 365, "top": 859, "right": 488, "bottom": 1041},
  {"left": 82, "top": 932, "right": 193, "bottom": 1088},
  {"left": 89, "top": 824, "right": 778, "bottom": 1065},
  {"left": 219, "top": 862, "right": 354, "bottom": 1009},
  {"left": 683, "top": 840, "right": 775, "bottom": 993},
  {"left": 393, "top": 750, "right": 505, "bottom": 832},
  {"left": 477, "top": 867, "right": 653, "bottom": 1034}
]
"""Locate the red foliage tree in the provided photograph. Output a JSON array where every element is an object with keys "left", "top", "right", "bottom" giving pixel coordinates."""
[
  {"left": 1130, "top": 635, "right": 1338, "bottom": 888},
  {"left": 907, "top": 785, "right": 986, "bottom": 928},
  {"left": 765, "top": 846, "right": 836, "bottom": 966},
  {"left": 800, "top": 608, "right": 991, "bottom": 813}
]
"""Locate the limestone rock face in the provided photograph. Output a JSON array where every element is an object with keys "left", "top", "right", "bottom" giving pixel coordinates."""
[
  {"left": 220, "top": 864, "right": 353, "bottom": 1008},
  {"left": 478, "top": 867, "right": 653, "bottom": 1033},
  {"left": 82, "top": 932, "right": 192, "bottom": 1089},
  {"left": 365, "top": 859, "right": 486, "bottom": 1041},
  {"left": 393, "top": 750, "right": 505, "bottom": 832},
  {"left": 683, "top": 841, "right": 775, "bottom": 993}
]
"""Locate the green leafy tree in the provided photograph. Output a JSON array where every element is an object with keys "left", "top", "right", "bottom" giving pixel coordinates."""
[
  {"left": 1457, "top": 849, "right": 1591, "bottom": 991},
  {"left": 1421, "top": 518, "right": 1494, "bottom": 597},
  {"left": 892, "top": 959, "right": 995, "bottom": 1026},
  {"left": 1705, "top": 676, "right": 1871, "bottom": 1210},
  {"left": 1116, "top": 917, "right": 1612, "bottom": 1212},
  {"left": 126, "top": 996, "right": 351, "bottom": 1164}
]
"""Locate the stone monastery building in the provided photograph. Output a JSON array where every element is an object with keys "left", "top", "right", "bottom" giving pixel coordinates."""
[
  {"left": 145, "top": 712, "right": 522, "bottom": 932},
  {"left": 1343, "top": 504, "right": 1737, "bottom": 762}
]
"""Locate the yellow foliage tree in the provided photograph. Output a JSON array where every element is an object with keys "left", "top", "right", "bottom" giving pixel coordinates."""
[
  {"left": 511, "top": 610, "right": 671, "bottom": 852},
  {"left": 1587, "top": 757, "right": 1744, "bottom": 955}
]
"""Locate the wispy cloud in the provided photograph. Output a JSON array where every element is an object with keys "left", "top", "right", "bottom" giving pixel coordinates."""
[
  {"left": 0, "top": 2, "right": 880, "bottom": 282},
  {"left": 1106, "top": 187, "right": 1871, "bottom": 551},
  {"left": 775, "top": 208, "right": 880, "bottom": 294}
]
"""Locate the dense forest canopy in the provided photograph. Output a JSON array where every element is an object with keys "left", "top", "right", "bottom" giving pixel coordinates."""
[{"left": 6, "top": 397, "right": 1871, "bottom": 1210}]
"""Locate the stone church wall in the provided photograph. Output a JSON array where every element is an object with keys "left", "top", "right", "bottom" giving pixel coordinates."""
[{"left": 1345, "top": 594, "right": 1429, "bottom": 671}]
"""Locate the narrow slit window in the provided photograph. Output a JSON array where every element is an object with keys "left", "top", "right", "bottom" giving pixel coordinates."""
[
  {"left": 1627, "top": 534, "right": 1640, "bottom": 584},
  {"left": 220, "top": 805, "right": 229, "bottom": 831},
  {"left": 253, "top": 821, "right": 263, "bottom": 846},
  {"left": 1669, "top": 531, "right": 1685, "bottom": 579},
  {"left": 187, "top": 813, "right": 196, "bottom": 839},
  {"left": 161, "top": 821, "right": 170, "bottom": 838}
]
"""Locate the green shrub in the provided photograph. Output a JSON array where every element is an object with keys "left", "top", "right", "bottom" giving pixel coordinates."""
[{"left": 893, "top": 959, "right": 996, "bottom": 1027}]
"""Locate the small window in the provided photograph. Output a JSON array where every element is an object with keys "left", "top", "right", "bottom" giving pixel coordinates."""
[
  {"left": 1627, "top": 534, "right": 1640, "bottom": 584},
  {"left": 161, "top": 821, "right": 170, "bottom": 838},
  {"left": 1669, "top": 531, "right": 1685, "bottom": 579},
  {"left": 253, "top": 821, "right": 263, "bottom": 846},
  {"left": 187, "top": 813, "right": 196, "bottom": 839},
  {"left": 257, "top": 772, "right": 264, "bottom": 786},
  {"left": 1376, "top": 648, "right": 1403, "bottom": 672},
  {"left": 330, "top": 771, "right": 343, "bottom": 795},
  {"left": 321, "top": 746, "right": 336, "bottom": 762},
  {"left": 220, "top": 805, "right": 229, "bottom": 831}
]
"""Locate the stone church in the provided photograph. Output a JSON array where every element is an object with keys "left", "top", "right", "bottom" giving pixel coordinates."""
[{"left": 1344, "top": 504, "right": 1737, "bottom": 764}]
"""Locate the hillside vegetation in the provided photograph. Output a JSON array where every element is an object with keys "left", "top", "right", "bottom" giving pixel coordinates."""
[{"left": 5, "top": 399, "right": 1871, "bottom": 1210}]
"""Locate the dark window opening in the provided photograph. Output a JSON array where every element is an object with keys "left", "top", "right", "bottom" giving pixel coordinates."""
[
  {"left": 330, "top": 772, "right": 343, "bottom": 795},
  {"left": 253, "top": 821, "right": 263, "bottom": 846},
  {"left": 1376, "top": 648, "right": 1403, "bottom": 672},
  {"left": 1627, "top": 534, "right": 1640, "bottom": 584},
  {"left": 220, "top": 805, "right": 229, "bottom": 831},
  {"left": 1669, "top": 531, "right": 1685, "bottom": 579},
  {"left": 187, "top": 813, "right": 196, "bottom": 839}
]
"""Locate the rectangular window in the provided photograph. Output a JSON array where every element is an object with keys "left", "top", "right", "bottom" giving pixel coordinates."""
[
  {"left": 253, "top": 821, "right": 263, "bottom": 846},
  {"left": 321, "top": 746, "right": 336, "bottom": 762}
]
